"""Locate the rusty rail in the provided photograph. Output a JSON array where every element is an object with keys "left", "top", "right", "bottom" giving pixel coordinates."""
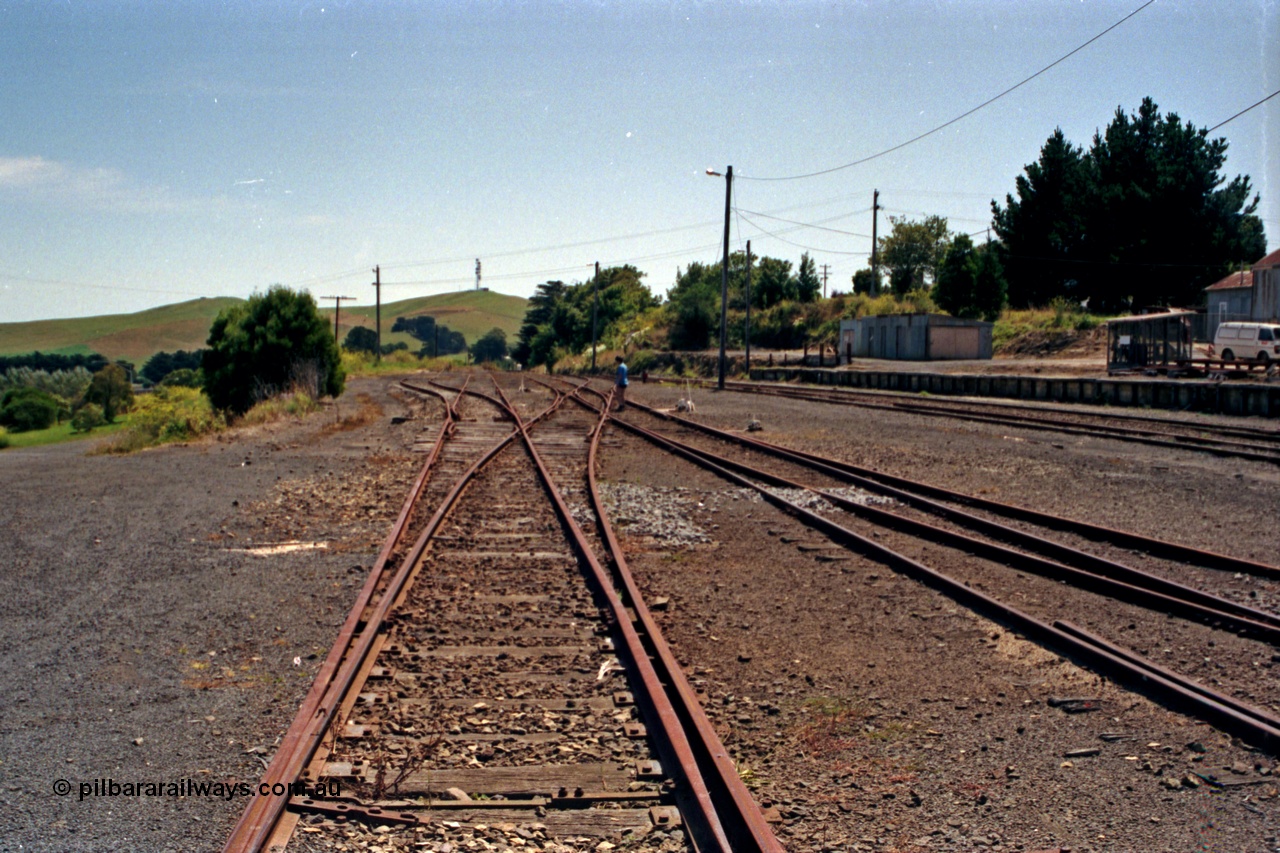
[
  {"left": 488, "top": 379, "right": 745, "bottom": 852},
  {"left": 223, "top": 378, "right": 472, "bottom": 852},
  {"left": 617, "top": 388, "right": 1280, "bottom": 581},
  {"left": 225, "top": 379, "right": 562, "bottom": 853},
  {"left": 581, "top": 400, "right": 784, "bottom": 852},
  {"left": 559, "top": 378, "right": 1280, "bottom": 753},
  {"left": 683, "top": 376, "right": 1280, "bottom": 463}
]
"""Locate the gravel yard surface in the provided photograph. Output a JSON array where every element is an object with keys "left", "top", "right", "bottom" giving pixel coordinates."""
[
  {"left": 0, "top": 377, "right": 431, "bottom": 852},
  {"left": 600, "top": 380, "right": 1280, "bottom": 853},
  {"left": 3, "top": 370, "right": 1278, "bottom": 852}
]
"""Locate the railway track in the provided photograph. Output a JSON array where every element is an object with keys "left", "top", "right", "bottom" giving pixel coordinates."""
[
  {"left": 550, "top": 376, "right": 1280, "bottom": 755},
  {"left": 681, "top": 377, "right": 1280, "bottom": 465},
  {"left": 224, "top": 374, "right": 780, "bottom": 853}
]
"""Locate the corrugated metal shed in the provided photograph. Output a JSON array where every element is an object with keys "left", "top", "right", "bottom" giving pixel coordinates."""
[
  {"left": 1204, "top": 269, "right": 1255, "bottom": 340},
  {"left": 839, "top": 314, "right": 993, "bottom": 362},
  {"left": 1254, "top": 249, "right": 1280, "bottom": 322}
]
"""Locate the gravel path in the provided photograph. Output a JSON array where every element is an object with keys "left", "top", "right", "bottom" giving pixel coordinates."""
[{"left": 0, "top": 377, "right": 428, "bottom": 852}]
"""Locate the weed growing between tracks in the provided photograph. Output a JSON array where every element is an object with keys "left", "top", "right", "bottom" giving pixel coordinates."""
[
  {"left": 795, "top": 696, "right": 870, "bottom": 759},
  {"left": 358, "top": 713, "right": 444, "bottom": 801}
]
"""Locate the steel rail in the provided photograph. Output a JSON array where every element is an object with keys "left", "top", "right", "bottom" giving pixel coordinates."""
[
  {"left": 592, "top": 393, "right": 1280, "bottom": 633},
  {"left": 223, "top": 378, "right": 470, "bottom": 852},
  {"left": 587, "top": 399, "right": 1280, "bottom": 642},
  {"left": 555, "top": 380, "right": 1280, "bottom": 637},
  {"left": 1054, "top": 620, "right": 1280, "bottom": 732},
  {"left": 610, "top": 389, "right": 1280, "bottom": 581},
  {"left": 488, "top": 378, "right": 740, "bottom": 853},
  {"left": 694, "top": 377, "right": 1280, "bottom": 463},
  {"left": 225, "top": 383, "right": 565, "bottom": 853},
  {"left": 584, "top": 398, "right": 784, "bottom": 852},
  {"left": 569, "top": 390, "right": 1280, "bottom": 753},
  {"left": 704, "top": 376, "right": 1280, "bottom": 444}
]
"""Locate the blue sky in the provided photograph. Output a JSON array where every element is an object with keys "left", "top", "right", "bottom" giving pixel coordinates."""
[{"left": 1, "top": 0, "right": 1276, "bottom": 323}]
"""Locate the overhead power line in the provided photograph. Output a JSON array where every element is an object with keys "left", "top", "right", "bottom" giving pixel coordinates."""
[
  {"left": 380, "top": 219, "right": 721, "bottom": 272},
  {"left": 0, "top": 270, "right": 209, "bottom": 299},
  {"left": 736, "top": 208, "right": 872, "bottom": 238},
  {"left": 1208, "top": 88, "right": 1280, "bottom": 133},
  {"left": 740, "top": 0, "right": 1157, "bottom": 182},
  {"left": 735, "top": 210, "right": 869, "bottom": 256}
]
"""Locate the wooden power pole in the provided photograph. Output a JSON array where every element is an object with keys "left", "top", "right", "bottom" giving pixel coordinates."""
[
  {"left": 372, "top": 265, "right": 382, "bottom": 364},
  {"left": 322, "top": 295, "right": 355, "bottom": 345},
  {"left": 591, "top": 261, "right": 600, "bottom": 372},
  {"left": 870, "top": 189, "right": 882, "bottom": 296},
  {"left": 717, "top": 166, "right": 732, "bottom": 390},
  {"left": 744, "top": 240, "right": 752, "bottom": 374}
]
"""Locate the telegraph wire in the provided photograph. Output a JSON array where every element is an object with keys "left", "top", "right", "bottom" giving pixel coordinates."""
[
  {"left": 734, "top": 210, "right": 869, "bottom": 256},
  {"left": 0, "top": 270, "right": 210, "bottom": 299},
  {"left": 379, "top": 219, "right": 721, "bottom": 272},
  {"left": 739, "top": 0, "right": 1157, "bottom": 182},
  {"left": 736, "top": 208, "right": 872, "bottom": 239},
  {"left": 1207, "top": 88, "right": 1280, "bottom": 133}
]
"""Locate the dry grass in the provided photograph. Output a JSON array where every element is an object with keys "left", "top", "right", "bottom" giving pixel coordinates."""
[
  {"left": 795, "top": 695, "right": 869, "bottom": 758},
  {"left": 319, "top": 393, "right": 383, "bottom": 435},
  {"left": 238, "top": 390, "right": 320, "bottom": 426}
]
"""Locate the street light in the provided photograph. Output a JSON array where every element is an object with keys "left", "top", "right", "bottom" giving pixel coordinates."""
[{"left": 707, "top": 166, "right": 732, "bottom": 389}]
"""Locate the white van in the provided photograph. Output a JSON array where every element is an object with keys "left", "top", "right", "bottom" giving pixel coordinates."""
[{"left": 1213, "top": 322, "right": 1280, "bottom": 362}]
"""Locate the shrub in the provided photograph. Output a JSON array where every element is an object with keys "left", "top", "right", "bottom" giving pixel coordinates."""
[
  {"left": 81, "top": 364, "right": 134, "bottom": 421},
  {"left": 158, "top": 368, "right": 202, "bottom": 388},
  {"left": 0, "top": 387, "right": 61, "bottom": 432},
  {"left": 342, "top": 326, "right": 380, "bottom": 354},
  {"left": 0, "top": 427, "right": 8, "bottom": 449},
  {"left": 71, "top": 403, "right": 106, "bottom": 433},
  {"left": 240, "top": 391, "right": 319, "bottom": 426},
  {"left": 203, "top": 286, "right": 344, "bottom": 415},
  {"left": 106, "top": 386, "right": 225, "bottom": 452}
]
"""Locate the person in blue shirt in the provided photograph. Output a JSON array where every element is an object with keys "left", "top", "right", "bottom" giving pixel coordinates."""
[{"left": 614, "top": 355, "right": 629, "bottom": 411}]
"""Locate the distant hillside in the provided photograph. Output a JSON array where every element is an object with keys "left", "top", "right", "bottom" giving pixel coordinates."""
[
  {"left": 333, "top": 289, "right": 527, "bottom": 351},
  {"left": 0, "top": 297, "right": 244, "bottom": 364},
  {"left": 0, "top": 290, "right": 527, "bottom": 364}
]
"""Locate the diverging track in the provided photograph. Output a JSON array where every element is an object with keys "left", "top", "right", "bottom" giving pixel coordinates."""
[
  {"left": 224, "top": 374, "right": 780, "bottom": 853},
  {"left": 684, "top": 377, "right": 1280, "bottom": 465},
  {"left": 552, "top": 376, "right": 1280, "bottom": 756}
]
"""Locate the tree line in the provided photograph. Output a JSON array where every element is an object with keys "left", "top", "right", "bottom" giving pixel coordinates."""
[{"left": 836, "top": 98, "right": 1266, "bottom": 318}]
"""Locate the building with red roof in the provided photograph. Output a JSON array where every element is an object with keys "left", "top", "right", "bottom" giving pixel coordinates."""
[{"left": 1203, "top": 250, "right": 1279, "bottom": 338}]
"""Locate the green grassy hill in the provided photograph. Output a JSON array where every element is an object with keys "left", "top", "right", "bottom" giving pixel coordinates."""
[
  {"left": 335, "top": 289, "right": 528, "bottom": 351},
  {"left": 0, "top": 290, "right": 527, "bottom": 364},
  {"left": 0, "top": 297, "right": 244, "bottom": 363}
]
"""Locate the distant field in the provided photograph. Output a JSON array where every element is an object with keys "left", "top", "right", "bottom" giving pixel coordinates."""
[
  {"left": 0, "top": 297, "right": 243, "bottom": 363},
  {"left": 334, "top": 289, "right": 528, "bottom": 351},
  {"left": 0, "top": 289, "right": 527, "bottom": 364}
]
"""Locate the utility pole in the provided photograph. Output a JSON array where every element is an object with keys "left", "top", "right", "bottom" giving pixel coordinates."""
[
  {"left": 591, "top": 261, "right": 600, "bottom": 372},
  {"left": 714, "top": 166, "right": 733, "bottom": 390},
  {"left": 475, "top": 258, "right": 482, "bottom": 291},
  {"left": 871, "top": 189, "right": 882, "bottom": 296},
  {"left": 820, "top": 264, "right": 830, "bottom": 300},
  {"left": 322, "top": 295, "right": 355, "bottom": 344},
  {"left": 744, "top": 240, "right": 752, "bottom": 374},
  {"left": 372, "top": 265, "right": 382, "bottom": 364}
]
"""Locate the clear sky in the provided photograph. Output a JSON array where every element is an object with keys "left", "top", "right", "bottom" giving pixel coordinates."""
[{"left": 1, "top": 0, "right": 1276, "bottom": 323}]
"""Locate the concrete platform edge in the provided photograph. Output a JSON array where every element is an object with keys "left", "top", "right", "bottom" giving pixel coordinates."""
[{"left": 749, "top": 368, "right": 1280, "bottom": 418}]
